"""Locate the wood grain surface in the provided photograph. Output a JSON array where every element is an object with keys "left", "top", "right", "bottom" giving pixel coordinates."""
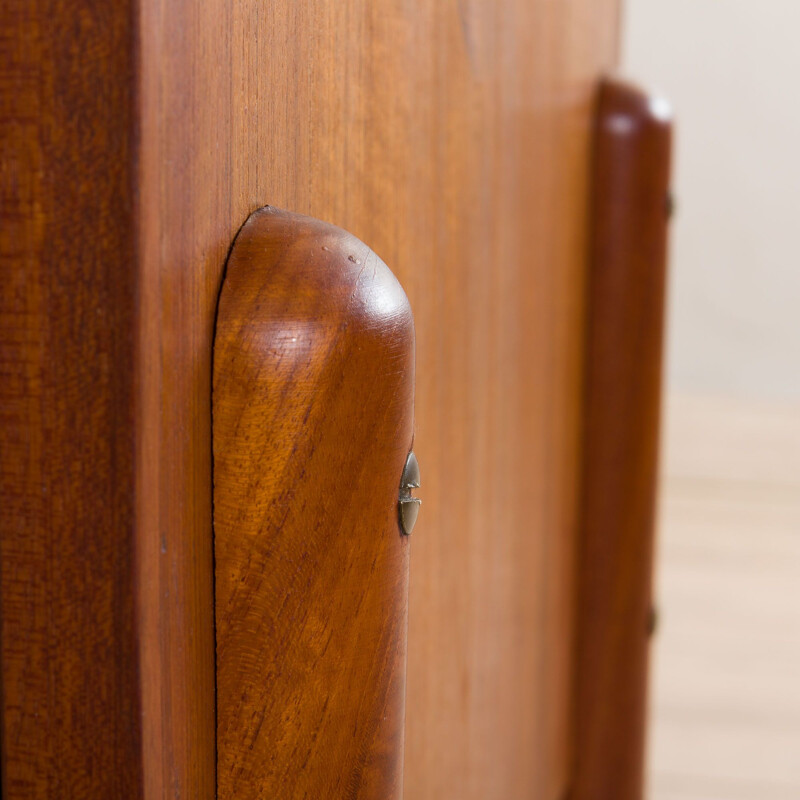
[
  {"left": 213, "top": 207, "right": 414, "bottom": 799},
  {"left": 571, "top": 77, "right": 673, "bottom": 800},
  {"left": 2, "top": 1, "right": 621, "bottom": 797},
  {"left": 137, "top": 2, "right": 620, "bottom": 796},
  {"left": 0, "top": 3, "right": 142, "bottom": 797}
]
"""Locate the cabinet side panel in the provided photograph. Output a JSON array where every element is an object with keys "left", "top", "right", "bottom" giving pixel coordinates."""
[{"left": 135, "top": 1, "right": 623, "bottom": 797}]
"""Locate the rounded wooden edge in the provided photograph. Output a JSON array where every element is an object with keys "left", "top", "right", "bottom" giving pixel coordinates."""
[
  {"left": 597, "top": 75, "right": 673, "bottom": 138},
  {"left": 218, "top": 205, "right": 414, "bottom": 346},
  {"left": 213, "top": 206, "right": 415, "bottom": 799},
  {"left": 572, "top": 76, "right": 673, "bottom": 800}
]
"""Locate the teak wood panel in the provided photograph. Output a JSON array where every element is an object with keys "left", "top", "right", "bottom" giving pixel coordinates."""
[
  {"left": 213, "top": 208, "right": 414, "bottom": 798},
  {"left": 572, "top": 78, "right": 672, "bottom": 800},
  {"left": 2, "top": 1, "right": 621, "bottom": 797},
  {"left": 0, "top": 3, "right": 142, "bottom": 797}
]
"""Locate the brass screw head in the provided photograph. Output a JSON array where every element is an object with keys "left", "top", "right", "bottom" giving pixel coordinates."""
[{"left": 398, "top": 451, "right": 421, "bottom": 535}]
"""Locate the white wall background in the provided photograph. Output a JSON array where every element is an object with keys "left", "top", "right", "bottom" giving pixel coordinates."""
[
  {"left": 623, "top": 7, "right": 800, "bottom": 799},
  {"left": 622, "top": 0, "right": 800, "bottom": 401}
]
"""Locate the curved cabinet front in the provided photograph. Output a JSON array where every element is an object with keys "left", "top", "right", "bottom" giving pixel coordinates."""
[{"left": 213, "top": 207, "right": 415, "bottom": 799}]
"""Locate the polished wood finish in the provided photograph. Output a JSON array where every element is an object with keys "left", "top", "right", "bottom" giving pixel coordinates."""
[
  {"left": 138, "top": 2, "right": 620, "bottom": 796},
  {"left": 0, "top": 3, "right": 142, "bottom": 797},
  {"left": 213, "top": 207, "right": 414, "bottom": 798},
  {"left": 572, "top": 77, "right": 673, "bottom": 800},
  {"left": 2, "top": 1, "right": 621, "bottom": 797}
]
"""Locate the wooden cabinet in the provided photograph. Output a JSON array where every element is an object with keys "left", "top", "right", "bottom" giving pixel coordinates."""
[{"left": 1, "top": 2, "right": 670, "bottom": 798}]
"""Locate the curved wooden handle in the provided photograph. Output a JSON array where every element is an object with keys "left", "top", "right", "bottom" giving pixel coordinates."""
[
  {"left": 213, "top": 207, "right": 414, "bottom": 799},
  {"left": 572, "top": 78, "right": 673, "bottom": 800}
]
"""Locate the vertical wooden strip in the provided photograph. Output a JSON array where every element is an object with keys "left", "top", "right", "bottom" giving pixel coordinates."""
[
  {"left": 214, "top": 208, "right": 414, "bottom": 799},
  {"left": 136, "top": 0, "right": 225, "bottom": 794},
  {"left": 0, "top": 1, "right": 142, "bottom": 796},
  {"left": 572, "top": 77, "right": 673, "bottom": 800}
]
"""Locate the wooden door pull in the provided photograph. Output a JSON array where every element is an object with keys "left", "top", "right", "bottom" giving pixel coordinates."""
[
  {"left": 213, "top": 207, "right": 415, "bottom": 799},
  {"left": 572, "top": 78, "right": 673, "bottom": 800}
]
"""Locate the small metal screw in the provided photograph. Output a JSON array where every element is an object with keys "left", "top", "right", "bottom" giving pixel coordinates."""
[
  {"left": 665, "top": 191, "right": 676, "bottom": 219},
  {"left": 398, "top": 451, "right": 421, "bottom": 535},
  {"left": 647, "top": 605, "right": 659, "bottom": 638}
]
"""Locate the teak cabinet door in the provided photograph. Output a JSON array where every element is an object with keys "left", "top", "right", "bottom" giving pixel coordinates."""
[{"left": 0, "top": 2, "right": 672, "bottom": 800}]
